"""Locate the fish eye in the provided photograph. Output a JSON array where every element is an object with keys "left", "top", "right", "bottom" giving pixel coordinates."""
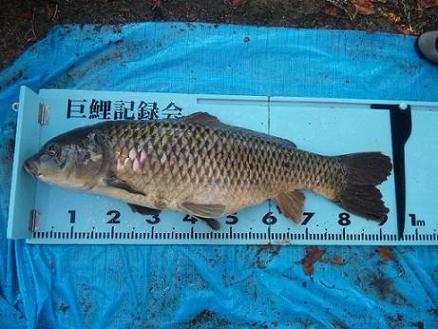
[{"left": 46, "top": 144, "right": 58, "bottom": 156}]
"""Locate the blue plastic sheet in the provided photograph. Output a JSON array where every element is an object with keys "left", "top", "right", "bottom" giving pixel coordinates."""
[{"left": 0, "top": 23, "right": 437, "bottom": 329}]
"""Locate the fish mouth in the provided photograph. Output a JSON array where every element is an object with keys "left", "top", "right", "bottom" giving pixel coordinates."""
[{"left": 23, "top": 160, "right": 40, "bottom": 177}]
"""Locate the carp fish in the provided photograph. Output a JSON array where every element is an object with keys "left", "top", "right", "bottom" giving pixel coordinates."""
[{"left": 24, "top": 112, "right": 392, "bottom": 229}]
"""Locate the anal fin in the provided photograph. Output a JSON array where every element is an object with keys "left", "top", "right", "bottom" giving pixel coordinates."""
[
  {"left": 273, "top": 190, "right": 305, "bottom": 224},
  {"left": 128, "top": 203, "right": 161, "bottom": 216},
  {"left": 194, "top": 216, "right": 221, "bottom": 230}
]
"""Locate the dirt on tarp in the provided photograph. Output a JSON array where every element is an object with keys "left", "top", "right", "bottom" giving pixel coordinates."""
[
  {"left": 376, "top": 246, "right": 395, "bottom": 262},
  {"left": 1, "top": 0, "right": 437, "bottom": 71},
  {"left": 298, "top": 246, "right": 344, "bottom": 276}
]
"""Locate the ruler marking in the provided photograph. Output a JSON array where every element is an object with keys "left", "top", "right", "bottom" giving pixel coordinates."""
[{"left": 28, "top": 227, "right": 437, "bottom": 244}]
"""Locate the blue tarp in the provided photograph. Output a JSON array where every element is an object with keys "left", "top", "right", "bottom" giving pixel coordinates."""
[{"left": 0, "top": 23, "right": 437, "bottom": 329}]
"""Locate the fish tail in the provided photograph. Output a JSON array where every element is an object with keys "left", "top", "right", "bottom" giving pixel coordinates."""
[{"left": 334, "top": 152, "right": 392, "bottom": 222}]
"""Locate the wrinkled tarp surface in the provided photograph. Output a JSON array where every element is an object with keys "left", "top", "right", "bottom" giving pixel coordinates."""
[{"left": 0, "top": 23, "right": 437, "bottom": 329}]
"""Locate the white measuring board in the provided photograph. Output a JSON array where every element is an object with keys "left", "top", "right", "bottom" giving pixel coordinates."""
[{"left": 7, "top": 86, "right": 438, "bottom": 245}]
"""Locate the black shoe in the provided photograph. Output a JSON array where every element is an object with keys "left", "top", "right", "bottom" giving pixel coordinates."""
[{"left": 416, "top": 31, "right": 438, "bottom": 65}]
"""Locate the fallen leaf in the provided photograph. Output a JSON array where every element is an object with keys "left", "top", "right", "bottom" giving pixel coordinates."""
[
  {"left": 300, "top": 247, "right": 326, "bottom": 276},
  {"left": 384, "top": 12, "right": 401, "bottom": 23},
  {"left": 230, "top": 0, "right": 247, "bottom": 8},
  {"left": 151, "top": 0, "right": 163, "bottom": 10},
  {"left": 417, "top": 0, "right": 438, "bottom": 11},
  {"left": 376, "top": 247, "right": 395, "bottom": 262},
  {"left": 350, "top": 0, "right": 375, "bottom": 15},
  {"left": 398, "top": 25, "right": 417, "bottom": 35},
  {"left": 324, "top": 6, "right": 339, "bottom": 17},
  {"left": 330, "top": 255, "right": 343, "bottom": 265}
]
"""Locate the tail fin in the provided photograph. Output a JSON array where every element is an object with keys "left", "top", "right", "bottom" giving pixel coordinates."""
[{"left": 336, "top": 152, "right": 392, "bottom": 222}]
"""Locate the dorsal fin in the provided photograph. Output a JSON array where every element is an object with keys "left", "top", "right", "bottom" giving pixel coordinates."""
[{"left": 178, "top": 112, "right": 222, "bottom": 125}]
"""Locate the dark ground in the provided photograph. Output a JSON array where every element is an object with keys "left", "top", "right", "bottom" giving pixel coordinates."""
[{"left": 0, "top": 0, "right": 437, "bottom": 71}]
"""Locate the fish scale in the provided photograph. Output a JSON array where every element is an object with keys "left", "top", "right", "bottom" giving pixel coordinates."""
[{"left": 98, "top": 119, "right": 341, "bottom": 217}]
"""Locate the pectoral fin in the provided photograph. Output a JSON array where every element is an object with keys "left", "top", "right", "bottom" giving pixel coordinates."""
[
  {"left": 273, "top": 190, "right": 305, "bottom": 224},
  {"left": 180, "top": 201, "right": 226, "bottom": 218},
  {"left": 105, "top": 177, "right": 146, "bottom": 196},
  {"left": 128, "top": 203, "right": 161, "bottom": 216}
]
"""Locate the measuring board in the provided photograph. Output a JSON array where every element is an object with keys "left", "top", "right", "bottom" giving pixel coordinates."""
[{"left": 7, "top": 86, "right": 438, "bottom": 245}]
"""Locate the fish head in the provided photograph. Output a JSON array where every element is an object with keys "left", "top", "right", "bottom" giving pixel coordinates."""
[{"left": 24, "top": 127, "right": 109, "bottom": 190}]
